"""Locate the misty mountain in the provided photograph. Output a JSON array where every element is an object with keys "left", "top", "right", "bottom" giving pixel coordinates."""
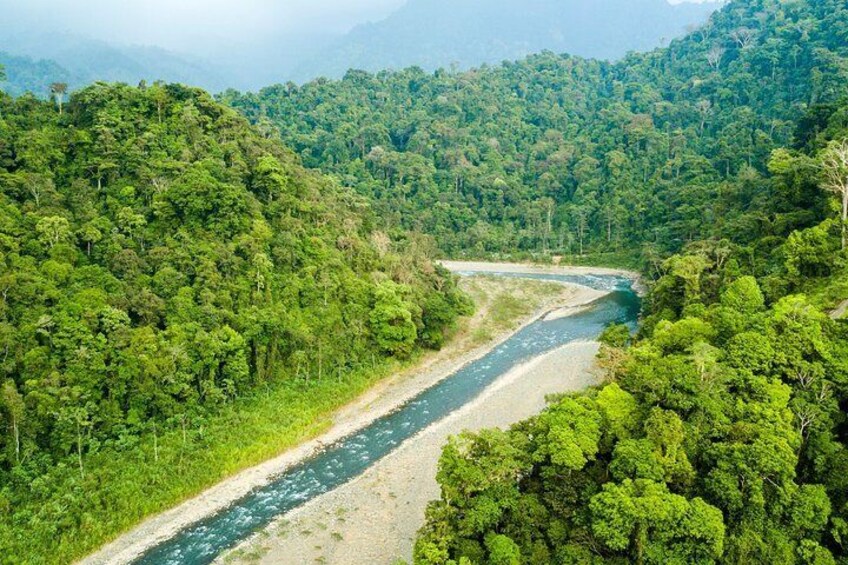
[
  {"left": 0, "top": 0, "right": 723, "bottom": 94},
  {"left": 0, "top": 29, "right": 231, "bottom": 96},
  {"left": 0, "top": 52, "right": 73, "bottom": 97},
  {"left": 294, "top": 0, "right": 722, "bottom": 80}
]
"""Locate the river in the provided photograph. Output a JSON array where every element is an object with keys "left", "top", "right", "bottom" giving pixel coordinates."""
[{"left": 134, "top": 271, "right": 640, "bottom": 564}]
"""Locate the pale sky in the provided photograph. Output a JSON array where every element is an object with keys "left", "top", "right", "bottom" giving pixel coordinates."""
[
  {"left": 4, "top": 0, "right": 406, "bottom": 49},
  {"left": 4, "top": 0, "right": 717, "bottom": 51}
]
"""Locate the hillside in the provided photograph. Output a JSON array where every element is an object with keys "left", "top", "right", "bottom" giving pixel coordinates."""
[
  {"left": 403, "top": 1, "right": 848, "bottom": 563},
  {"left": 415, "top": 97, "right": 848, "bottom": 563},
  {"left": 226, "top": 0, "right": 848, "bottom": 258},
  {"left": 293, "top": 0, "right": 720, "bottom": 81},
  {"left": 0, "top": 81, "right": 468, "bottom": 562}
]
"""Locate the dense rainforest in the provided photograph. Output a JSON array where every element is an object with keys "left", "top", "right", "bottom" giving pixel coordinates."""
[
  {"left": 0, "top": 0, "right": 847, "bottom": 563},
  {"left": 224, "top": 0, "right": 848, "bottom": 259},
  {"left": 405, "top": 1, "right": 848, "bottom": 564},
  {"left": 414, "top": 99, "right": 848, "bottom": 564},
  {"left": 0, "top": 80, "right": 469, "bottom": 562}
]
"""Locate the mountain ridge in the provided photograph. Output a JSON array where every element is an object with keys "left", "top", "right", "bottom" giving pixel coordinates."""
[
  {"left": 0, "top": 28, "right": 231, "bottom": 95},
  {"left": 293, "top": 0, "right": 722, "bottom": 81}
]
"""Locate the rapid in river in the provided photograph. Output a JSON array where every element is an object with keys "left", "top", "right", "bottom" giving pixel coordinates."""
[{"left": 135, "top": 271, "right": 640, "bottom": 564}]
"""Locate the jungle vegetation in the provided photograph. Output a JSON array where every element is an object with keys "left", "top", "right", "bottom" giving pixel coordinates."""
[
  {"left": 0, "top": 0, "right": 847, "bottom": 563},
  {"left": 406, "top": 1, "right": 848, "bottom": 563},
  {"left": 0, "top": 81, "right": 469, "bottom": 562},
  {"left": 224, "top": 0, "right": 848, "bottom": 261}
]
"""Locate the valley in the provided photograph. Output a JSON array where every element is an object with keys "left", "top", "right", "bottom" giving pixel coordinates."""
[
  {"left": 83, "top": 267, "right": 637, "bottom": 564},
  {"left": 1, "top": 1, "right": 847, "bottom": 564}
]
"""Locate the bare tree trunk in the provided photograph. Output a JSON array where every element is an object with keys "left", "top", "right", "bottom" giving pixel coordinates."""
[
  {"left": 76, "top": 421, "right": 85, "bottom": 479},
  {"left": 12, "top": 417, "right": 19, "bottom": 465},
  {"left": 153, "top": 421, "right": 159, "bottom": 463}
]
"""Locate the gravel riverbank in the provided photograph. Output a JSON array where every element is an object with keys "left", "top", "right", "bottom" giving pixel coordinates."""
[
  {"left": 222, "top": 341, "right": 601, "bottom": 565},
  {"left": 441, "top": 260, "right": 646, "bottom": 295},
  {"left": 80, "top": 275, "right": 602, "bottom": 565}
]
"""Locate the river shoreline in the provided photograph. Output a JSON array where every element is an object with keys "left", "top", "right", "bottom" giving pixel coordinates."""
[
  {"left": 441, "top": 260, "right": 647, "bottom": 295},
  {"left": 223, "top": 341, "right": 601, "bottom": 564},
  {"left": 80, "top": 272, "right": 608, "bottom": 565}
]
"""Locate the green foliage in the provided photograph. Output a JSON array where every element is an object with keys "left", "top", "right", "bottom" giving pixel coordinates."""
[
  {"left": 417, "top": 251, "right": 847, "bottom": 563},
  {"left": 0, "top": 82, "right": 469, "bottom": 562},
  {"left": 483, "top": 534, "right": 521, "bottom": 565},
  {"left": 720, "top": 276, "right": 765, "bottom": 313},
  {"left": 225, "top": 0, "right": 847, "bottom": 259},
  {"left": 598, "top": 323, "right": 631, "bottom": 348},
  {"left": 370, "top": 281, "right": 418, "bottom": 357},
  {"left": 589, "top": 479, "right": 724, "bottom": 563},
  {"left": 414, "top": 2, "right": 848, "bottom": 553},
  {"left": 532, "top": 396, "right": 602, "bottom": 471}
]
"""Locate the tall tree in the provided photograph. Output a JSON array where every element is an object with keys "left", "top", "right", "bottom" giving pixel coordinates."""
[
  {"left": 821, "top": 139, "right": 848, "bottom": 249},
  {"left": 50, "top": 82, "right": 68, "bottom": 115}
]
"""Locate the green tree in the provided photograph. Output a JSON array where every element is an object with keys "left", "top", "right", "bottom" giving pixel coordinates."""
[
  {"left": 590, "top": 480, "right": 725, "bottom": 564},
  {"left": 0, "top": 380, "right": 24, "bottom": 465},
  {"left": 370, "top": 281, "right": 418, "bottom": 357}
]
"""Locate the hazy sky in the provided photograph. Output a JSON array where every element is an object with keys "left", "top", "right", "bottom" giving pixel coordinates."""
[
  {"left": 4, "top": 0, "right": 406, "bottom": 49},
  {"left": 5, "top": 0, "right": 717, "bottom": 51}
]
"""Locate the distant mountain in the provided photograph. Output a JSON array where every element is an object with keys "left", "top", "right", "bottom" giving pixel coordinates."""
[
  {"left": 0, "top": 29, "right": 231, "bottom": 96},
  {"left": 294, "top": 0, "right": 722, "bottom": 81},
  {"left": 0, "top": 52, "right": 73, "bottom": 98}
]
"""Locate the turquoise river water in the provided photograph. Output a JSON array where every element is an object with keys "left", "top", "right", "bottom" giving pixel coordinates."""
[{"left": 135, "top": 271, "right": 640, "bottom": 564}]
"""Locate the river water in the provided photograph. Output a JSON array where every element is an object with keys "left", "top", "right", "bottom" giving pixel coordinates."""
[{"left": 135, "top": 272, "right": 640, "bottom": 564}]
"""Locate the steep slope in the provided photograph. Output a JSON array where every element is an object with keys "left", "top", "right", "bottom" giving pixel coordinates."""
[
  {"left": 0, "top": 82, "right": 468, "bottom": 562},
  {"left": 226, "top": 0, "right": 848, "bottom": 258},
  {"left": 415, "top": 98, "right": 848, "bottom": 564},
  {"left": 294, "top": 0, "right": 721, "bottom": 80}
]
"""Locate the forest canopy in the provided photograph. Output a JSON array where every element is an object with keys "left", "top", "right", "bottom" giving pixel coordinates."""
[
  {"left": 414, "top": 92, "right": 848, "bottom": 565},
  {"left": 0, "top": 82, "right": 469, "bottom": 562},
  {"left": 407, "top": 1, "right": 848, "bottom": 563},
  {"left": 224, "top": 0, "right": 848, "bottom": 259},
  {"left": 1, "top": 0, "right": 848, "bottom": 563}
]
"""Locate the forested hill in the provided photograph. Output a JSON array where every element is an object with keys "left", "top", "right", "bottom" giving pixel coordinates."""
[
  {"left": 414, "top": 83, "right": 848, "bottom": 561},
  {"left": 293, "top": 0, "right": 719, "bottom": 81},
  {"left": 225, "top": 0, "right": 848, "bottom": 258},
  {"left": 403, "top": 2, "right": 848, "bottom": 563},
  {"left": 0, "top": 82, "right": 468, "bottom": 561}
]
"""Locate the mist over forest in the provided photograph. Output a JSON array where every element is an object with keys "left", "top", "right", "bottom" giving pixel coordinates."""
[{"left": 1, "top": 0, "right": 720, "bottom": 92}]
